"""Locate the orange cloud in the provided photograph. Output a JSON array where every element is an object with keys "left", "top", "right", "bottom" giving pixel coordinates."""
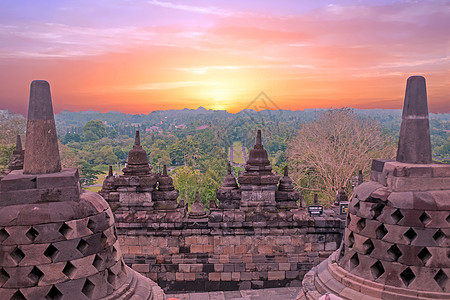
[{"left": 0, "top": 1, "right": 448, "bottom": 115}]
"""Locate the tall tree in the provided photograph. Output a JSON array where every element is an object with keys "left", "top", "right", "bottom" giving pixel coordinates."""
[
  {"left": 287, "top": 108, "right": 396, "bottom": 204},
  {"left": 82, "top": 120, "right": 107, "bottom": 142}
]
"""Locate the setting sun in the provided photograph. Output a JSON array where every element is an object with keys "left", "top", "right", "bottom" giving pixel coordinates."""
[{"left": 0, "top": 1, "right": 448, "bottom": 114}]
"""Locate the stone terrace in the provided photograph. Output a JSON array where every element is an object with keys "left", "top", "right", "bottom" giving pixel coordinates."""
[{"left": 100, "top": 129, "right": 345, "bottom": 292}]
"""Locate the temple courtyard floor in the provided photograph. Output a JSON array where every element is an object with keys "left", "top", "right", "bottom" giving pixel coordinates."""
[{"left": 166, "top": 287, "right": 302, "bottom": 300}]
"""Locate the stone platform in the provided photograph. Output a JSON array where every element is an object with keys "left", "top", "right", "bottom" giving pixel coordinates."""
[{"left": 167, "top": 287, "right": 301, "bottom": 300}]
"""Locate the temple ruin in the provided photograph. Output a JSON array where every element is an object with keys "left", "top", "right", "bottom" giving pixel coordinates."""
[{"left": 99, "top": 128, "right": 343, "bottom": 292}]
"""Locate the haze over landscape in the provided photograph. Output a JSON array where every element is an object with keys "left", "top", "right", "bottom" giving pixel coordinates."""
[{"left": 0, "top": 0, "right": 449, "bottom": 115}]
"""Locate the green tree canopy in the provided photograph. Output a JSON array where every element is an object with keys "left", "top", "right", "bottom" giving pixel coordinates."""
[{"left": 82, "top": 120, "right": 107, "bottom": 142}]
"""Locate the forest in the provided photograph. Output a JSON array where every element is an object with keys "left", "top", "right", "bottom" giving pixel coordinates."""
[{"left": 1, "top": 107, "right": 449, "bottom": 207}]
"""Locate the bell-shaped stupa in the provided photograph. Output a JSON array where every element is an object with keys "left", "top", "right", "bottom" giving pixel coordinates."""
[
  {"left": 0, "top": 80, "right": 164, "bottom": 300},
  {"left": 299, "top": 76, "right": 450, "bottom": 300}
]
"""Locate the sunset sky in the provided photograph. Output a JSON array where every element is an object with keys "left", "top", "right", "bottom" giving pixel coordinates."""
[{"left": 0, "top": 0, "right": 449, "bottom": 115}]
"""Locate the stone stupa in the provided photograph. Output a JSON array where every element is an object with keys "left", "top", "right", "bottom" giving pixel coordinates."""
[
  {"left": 7, "top": 135, "right": 25, "bottom": 172},
  {"left": 299, "top": 76, "right": 450, "bottom": 299},
  {"left": 215, "top": 163, "right": 241, "bottom": 209},
  {"left": 0, "top": 80, "right": 164, "bottom": 299},
  {"left": 237, "top": 130, "right": 280, "bottom": 210}
]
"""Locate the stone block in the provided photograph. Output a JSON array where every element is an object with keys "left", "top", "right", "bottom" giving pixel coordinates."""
[
  {"left": 179, "top": 264, "right": 190, "bottom": 272},
  {"left": 223, "top": 211, "right": 235, "bottom": 222},
  {"left": 432, "top": 164, "right": 450, "bottom": 177},
  {"left": 2, "top": 266, "right": 36, "bottom": 288},
  {"left": 396, "top": 209, "right": 425, "bottom": 228},
  {"left": 382, "top": 224, "right": 411, "bottom": 245},
  {"left": 404, "top": 165, "right": 433, "bottom": 177},
  {"left": 260, "top": 175, "right": 280, "bottom": 185},
  {"left": 387, "top": 192, "right": 414, "bottom": 209},
  {"left": 18, "top": 243, "right": 52, "bottom": 266},
  {"left": 279, "top": 263, "right": 290, "bottom": 271},
  {"left": 69, "top": 254, "right": 99, "bottom": 279},
  {"left": 175, "top": 272, "right": 184, "bottom": 281},
  {"left": 268, "top": 271, "right": 285, "bottom": 280},
  {"left": 184, "top": 272, "right": 195, "bottom": 281},
  {"left": 132, "top": 263, "right": 149, "bottom": 273},
  {"left": 354, "top": 181, "right": 383, "bottom": 202},
  {"left": 238, "top": 175, "right": 261, "bottom": 185},
  {"left": 21, "top": 285, "right": 56, "bottom": 300},
  {"left": 387, "top": 176, "right": 450, "bottom": 192},
  {"left": 209, "top": 211, "right": 223, "bottom": 222},
  {"left": 221, "top": 272, "right": 232, "bottom": 281},
  {"left": 412, "top": 191, "right": 438, "bottom": 210},
  {"left": 325, "top": 241, "right": 338, "bottom": 251},
  {"left": 35, "top": 168, "right": 79, "bottom": 189},
  {"left": 0, "top": 186, "right": 80, "bottom": 206},
  {"left": 209, "top": 272, "right": 220, "bottom": 281},
  {"left": 421, "top": 210, "right": 450, "bottom": 228},
  {"left": 231, "top": 272, "right": 240, "bottom": 281},
  {"left": 432, "top": 190, "right": 450, "bottom": 210},
  {"left": 0, "top": 171, "right": 37, "bottom": 192},
  {"left": 190, "top": 264, "right": 203, "bottom": 272},
  {"left": 0, "top": 226, "right": 32, "bottom": 245},
  {"left": 52, "top": 238, "right": 85, "bottom": 262},
  {"left": 33, "top": 222, "right": 66, "bottom": 243}
]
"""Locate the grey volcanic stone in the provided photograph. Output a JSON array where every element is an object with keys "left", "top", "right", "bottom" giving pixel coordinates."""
[
  {"left": 396, "top": 76, "right": 432, "bottom": 164},
  {"left": 23, "top": 80, "right": 61, "bottom": 174}
]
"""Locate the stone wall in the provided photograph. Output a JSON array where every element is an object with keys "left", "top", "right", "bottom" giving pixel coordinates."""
[
  {"left": 98, "top": 130, "right": 346, "bottom": 292},
  {"left": 117, "top": 211, "right": 344, "bottom": 292}
]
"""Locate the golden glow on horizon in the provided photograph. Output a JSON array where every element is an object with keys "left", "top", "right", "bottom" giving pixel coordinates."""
[{"left": 0, "top": 1, "right": 449, "bottom": 114}]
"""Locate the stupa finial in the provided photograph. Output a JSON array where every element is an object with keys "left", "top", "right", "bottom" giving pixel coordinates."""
[
  {"left": 396, "top": 76, "right": 432, "bottom": 164},
  {"left": 256, "top": 129, "right": 262, "bottom": 146},
  {"left": 15, "top": 135, "right": 22, "bottom": 151},
  {"left": 23, "top": 80, "right": 61, "bottom": 174},
  {"left": 135, "top": 130, "right": 141, "bottom": 146}
]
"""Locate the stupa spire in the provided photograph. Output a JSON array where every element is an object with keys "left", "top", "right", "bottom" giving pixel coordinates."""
[
  {"left": 396, "top": 76, "right": 432, "bottom": 164},
  {"left": 135, "top": 130, "right": 141, "bottom": 146},
  {"left": 23, "top": 80, "right": 61, "bottom": 174},
  {"left": 256, "top": 129, "right": 262, "bottom": 148},
  {"left": 15, "top": 135, "right": 22, "bottom": 151}
]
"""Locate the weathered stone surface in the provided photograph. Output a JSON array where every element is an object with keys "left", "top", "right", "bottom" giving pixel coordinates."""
[
  {"left": 122, "top": 131, "right": 152, "bottom": 176},
  {"left": 189, "top": 191, "right": 208, "bottom": 219},
  {"left": 396, "top": 76, "right": 432, "bottom": 164},
  {"left": 23, "top": 80, "right": 61, "bottom": 174},
  {"left": 7, "top": 135, "right": 24, "bottom": 171}
]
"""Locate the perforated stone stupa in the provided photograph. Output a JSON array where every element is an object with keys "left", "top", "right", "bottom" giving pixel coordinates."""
[
  {"left": 0, "top": 80, "right": 164, "bottom": 300},
  {"left": 299, "top": 76, "right": 450, "bottom": 299}
]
